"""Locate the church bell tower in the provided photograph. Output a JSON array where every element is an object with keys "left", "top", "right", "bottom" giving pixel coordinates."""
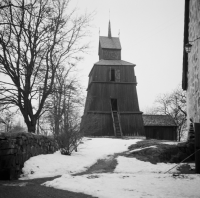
[{"left": 81, "top": 21, "right": 144, "bottom": 137}]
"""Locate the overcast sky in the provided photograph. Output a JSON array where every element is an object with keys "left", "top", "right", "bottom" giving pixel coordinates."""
[
  {"left": 1, "top": 0, "right": 185, "bottom": 125},
  {"left": 74, "top": 0, "right": 185, "bottom": 112}
]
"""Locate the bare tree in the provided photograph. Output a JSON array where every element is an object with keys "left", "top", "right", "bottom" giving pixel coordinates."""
[
  {"left": 45, "top": 69, "right": 84, "bottom": 154},
  {"left": 143, "top": 106, "right": 158, "bottom": 115},
  {"left": 10, "top": 120, "right": 27, "bottom": 133},
  {"left": 0, "top": 0, "right": 92, "bottom": 132},
  {"left": 154, "top": 85, "right": 187, "bottom": 141},
  {"left": 0, "top": 110, "right": 15, "bottom": 132}
]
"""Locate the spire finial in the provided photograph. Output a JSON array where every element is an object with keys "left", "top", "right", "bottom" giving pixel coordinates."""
[{"left": 108, "top": 20, "right": 112, "bottom": 38}]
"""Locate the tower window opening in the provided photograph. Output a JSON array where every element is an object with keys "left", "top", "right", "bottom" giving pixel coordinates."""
[
  {"left": 110, "top": 69, "right": 115, "bottom": 81},
  {"left": 111, "top": 99, "right": 118, "bottom": 111}
]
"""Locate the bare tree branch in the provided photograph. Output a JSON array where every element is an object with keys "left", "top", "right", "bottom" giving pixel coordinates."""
[
  {"left": 150, "top": 85, "right": 187, "bottom": 141},
  {"left": 0, "top": 0, "right": 92, "bottom": 132}
]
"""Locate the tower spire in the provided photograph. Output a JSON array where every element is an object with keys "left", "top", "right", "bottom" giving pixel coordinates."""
[{"left": 108, "top": 20, "right": 112, "bottom": 38}]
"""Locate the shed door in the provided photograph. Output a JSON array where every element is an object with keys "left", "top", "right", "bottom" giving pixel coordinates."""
[{"left": 111, "top": 99, "right": 118, "bottom": 111}]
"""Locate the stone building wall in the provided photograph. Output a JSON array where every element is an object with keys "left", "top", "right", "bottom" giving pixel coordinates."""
[
  {"left": 0, "top": 132, "right": 58, "bottom": 180},
  {"left": 187, "top": 0, "right": 200, "bottom": 124}
]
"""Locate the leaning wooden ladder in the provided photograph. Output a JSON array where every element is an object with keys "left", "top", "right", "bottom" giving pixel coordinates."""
[{"left": 111, "top": 110, "right": 123, "bottom": 138}]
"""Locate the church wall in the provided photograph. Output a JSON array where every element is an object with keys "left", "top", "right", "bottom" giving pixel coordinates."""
[
  {"left": 187, "top": 0, "right": 200, "bottom": 124},
  {"left": 81, "top": 113, "right": 144, "bottom": 136},
  {"left": 87, "top": 83, "right": 140, "bottom": 112},
  {"left": 83, "top": 89, "right": 91, "bottom": 114},
  {"left": 99, "top": 45, "right": 121, "bottom": 60},
  {"left": 91, "top": 65, "right": 136, "bottom": 82},
  {"left": 81, "top": 113, "right": 114, "bottom": 136},
  {"left": 120, "top": 114, "right": 145, "bottom": 136},
  {"left": 102, "top": 49, "right": 121, "bottom": 60}
]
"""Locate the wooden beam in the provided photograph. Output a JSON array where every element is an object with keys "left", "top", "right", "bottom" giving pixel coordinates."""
[
  {"left": 86, "top": 111, "right": 143, "bottom": 114},
  {"left": 87, "top": 81, "right": 137, "bottom": 90}
]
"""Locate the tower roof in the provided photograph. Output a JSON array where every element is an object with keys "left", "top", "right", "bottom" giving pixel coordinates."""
[
  {"left": 99, "top": 36, "right": 121, "bottom": 49},
  {"left": 94, "top": 59, "right": 134, "bottom": 66},
  {"left": 99, "top": 20, "right": 121, "bottom": 50}
]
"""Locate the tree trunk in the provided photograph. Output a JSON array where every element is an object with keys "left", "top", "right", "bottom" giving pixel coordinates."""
[
  {"left": 54, "top": 117, "right": 60, "bottom": 135},
  {"left": 22, "top": 112, "right": 37, "bottom": 133},
  {"left": 178, "top": 127, "right": 181, "bottom": 142},
  {"left": 27, "top": 124, "right": 36, "bottom": 133}
]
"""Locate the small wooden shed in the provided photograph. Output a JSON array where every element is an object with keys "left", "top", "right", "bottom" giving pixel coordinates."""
[{"left": 143, "top": 115, "right": 177, "bottom": 141}]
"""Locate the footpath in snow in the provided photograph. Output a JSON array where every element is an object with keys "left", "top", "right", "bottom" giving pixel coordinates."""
[{"left": 20, "top": 138, "right": 200, "bottom": 198}]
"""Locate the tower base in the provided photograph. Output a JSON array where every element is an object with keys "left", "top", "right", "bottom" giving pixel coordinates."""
[{"left": 81, "top": 112, "right": 145, "bottom": 137}]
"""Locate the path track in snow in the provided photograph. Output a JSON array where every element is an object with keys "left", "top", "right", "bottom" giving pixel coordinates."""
[
  {"left": 73, "top": 154, "right": 120, "bottom": 175},
  {"left": 74, "top": 139, "right": 195, "bottom": 175}
]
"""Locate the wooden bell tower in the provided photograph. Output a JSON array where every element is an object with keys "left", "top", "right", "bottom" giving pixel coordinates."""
[{"left": 81, "top": 21, "right": 144, "bottom": 137}]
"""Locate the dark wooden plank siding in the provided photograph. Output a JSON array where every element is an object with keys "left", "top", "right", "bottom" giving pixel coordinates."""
[
  {"left": 81, "top": 113, "right": 114, "bottom": 136},
  {"left": 145, "top": 126, "right": 177, "bottom": 141},
  {"left": 120, "top": 114, "right": 145, "bottom": 136},
  {"left": 83, "top": 59, "right": 143, "bottom": 137},
  {"left": 102, "top": 49, "right": 121, "bottom": 60},
  {"left": 81, "top": 113, "right": 144, "bottom": 136},
  {"left": 83, "top": 89, "right": 93, "bottom": 113},
  {"left": 88, "top": 83, "right": 140, "bottom": 112},
  {"left": 92, "top": 65, "right": 136, "bottom": 82}
]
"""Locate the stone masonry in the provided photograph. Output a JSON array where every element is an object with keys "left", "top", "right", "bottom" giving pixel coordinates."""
[
  {"left": 187, "top": 0, "right": 200, "bottom": 124},
  {"left": 0, "top": 132, "right": 58, "bottom": 180}
]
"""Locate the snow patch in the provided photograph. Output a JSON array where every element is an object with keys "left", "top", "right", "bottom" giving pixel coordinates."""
[
  {"left": 160, "top": 141, "right": 180, "bottom": 145},
  {"left": 20, "top": 138, "right": 140, "bottom": 180},
  {"left": 19, "top": 137, "right": 200, "bottom": 198},
  {"left": 126, "top": 145, "right": 157, "bottom": 154}
]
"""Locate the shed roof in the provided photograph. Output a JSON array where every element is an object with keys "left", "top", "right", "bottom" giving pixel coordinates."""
[
  {"left": 143, "top": 115, "right": 177, "bottom": 127},
  {"left": 99, "top": 36, "right": 121, "bottom": 50},
  {"left": 94, "top": 60, "right": 135, "bottom": 66}
]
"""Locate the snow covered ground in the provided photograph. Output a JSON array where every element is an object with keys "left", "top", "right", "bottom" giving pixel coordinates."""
[
  {"left": 160, "top": 141, "right": 180, "bottom": 145},
  {"left": 20, "top": 138, "right": 200, "bottom": 198}
]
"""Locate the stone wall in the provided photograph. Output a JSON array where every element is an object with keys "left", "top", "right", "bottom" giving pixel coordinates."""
[
  {"left": 187, "top": 0, "right": 200, "bottom": 124},
  {"left": 0, "top": 132, "right": 58, "bottom": 180}
]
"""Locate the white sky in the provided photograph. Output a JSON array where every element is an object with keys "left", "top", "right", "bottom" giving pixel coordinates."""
[
  {"left": 74, "top": 0, "right": 185, "bottom": 112},
  {"left": 19, "top": 138, "right": 200, "bottom": 198},
  {"left": 0, "top": 0, "right": 185, "bottom": 125}
]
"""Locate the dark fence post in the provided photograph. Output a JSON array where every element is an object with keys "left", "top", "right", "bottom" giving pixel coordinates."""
[{"left": 194, "top": 123, "right": 200, "bottom": 174}]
